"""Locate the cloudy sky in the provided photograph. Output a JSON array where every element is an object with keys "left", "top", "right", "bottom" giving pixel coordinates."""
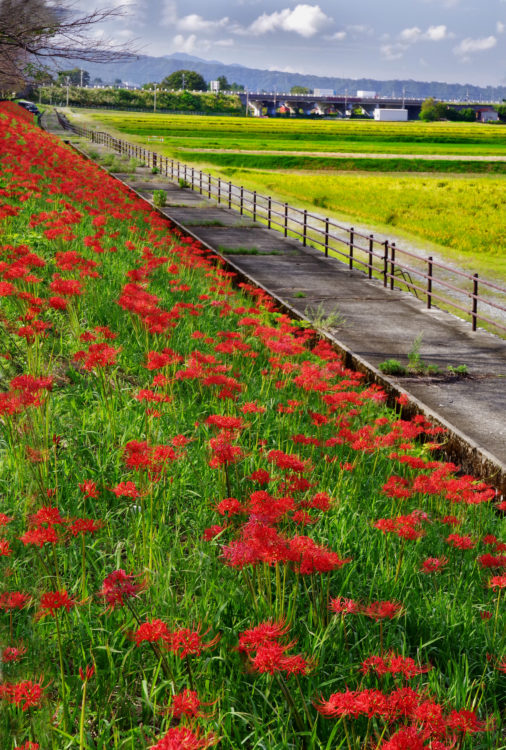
[{"left": 79, "top": 0, "right": 506, "bottom": 85}]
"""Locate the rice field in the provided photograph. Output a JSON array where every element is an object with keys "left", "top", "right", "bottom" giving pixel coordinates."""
[{"left": 69, "top": 110, "right": 506, "bottom": 282}]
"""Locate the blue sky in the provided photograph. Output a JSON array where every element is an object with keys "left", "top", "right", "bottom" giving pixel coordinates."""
[{"left": 79, "top": 0, "right": 506, "bottom": 85}]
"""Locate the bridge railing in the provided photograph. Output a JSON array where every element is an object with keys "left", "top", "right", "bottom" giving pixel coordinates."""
[{"left": 56, "top": 111, "right": 506, "bottom": 337}]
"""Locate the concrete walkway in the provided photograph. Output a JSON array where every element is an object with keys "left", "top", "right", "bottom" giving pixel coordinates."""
[{"left": 42, "top": 112, "right": 506, "bottom": 493}]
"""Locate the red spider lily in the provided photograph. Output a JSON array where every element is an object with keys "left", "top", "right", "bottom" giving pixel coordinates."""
[
  {"left": 134, "top": 619, "right": 171, "bottom": 645},
  {"left": 478, "top": 553, "right": 506, "bottom": 568},
  {"left": 205, "top": 414, "right": 245, "bottom": 431},
  {"left": 489, "top": 574, "right": 506, "bottom": 589},
  {"left": 79, "top": 664, "right": 95, "bottom": 682},
  {"left": 267, "top": 449, "right": 308, "bottom": 474},
  {"left": 0, "top": 513, "right": 13, "bottom": 527},
  {"left": 2, "top": 645, "right": 27, "bottom": 662},
  {"left": 329, "top": 597, "right": 360, "bottom": 615},
  {"left": 150, "top": 725, "right": 218, "bottom": 749},
  {"left": 238, "top": 620, "right": 290, "bottom": 653},
  {"left": 363, "top": 601, "right": 404, "bottom": 620},
  {"left": 38, "top": 590, "right": 78, "bottom": 617},
  {"left": 68, "top": 518, "right": 102, "bottom": 536},
  {"left": 446, "top": 708, "right": 491, "bottom": 735},
  {"left": 167, "top": 626, "right": 220, "bottom": 659},
  {"left": 20, "top": 525, "right": 60, "bottom": 547},
  {"left": 248, "top": 469, "right": 271, "bottom": 484},
  {"left": 420, "top": 557, "right": 448, "bottom": 574},
  {"left": 380, "top": 727, "right": 426, "bottom": 749},
  {"left": 73, "top": 342, "right": 121, "bottom": 371},
  {"left": 17, "top": 743, "right": 40, "bottom": 750},
  {"left": 0, "top": 678, "right": 45, "bottom": 711},
  {"left": 30, "top": 506, "right": 65, "bottom": 526},
  {"left": 0, "top": 591, "right": 31, "bottom": 611},
  {"left": 288, "top": 535, "right": 352, "bottom": 575},
  {"left": 238, "top": 620, "right": 313, "bottom": 677},
  {"left": 361, "top": 652, "right": 432, "bottom": 679},
  {"left": 0, "top": 538, "right": 12, "bottom": 556},
  {"left": 170, "top": 689, "right": 204, "bottom": 719},
  {"left": 79, "top": 480, "right": 99, "bottom": 498},
  {"left": 446, "top": 534, "right": 476, "bottom": 550},
  {"left": 202, "top": 524, "right": 226, "bottom": 541},
  {"left": 100, "top": 570, "right": 143, "bottom": 609},
  {"left": 208, "top": 431, "right": 244, "bottom": 468},
  {"left": 111, "top": 481, "right": 141, "bottom": 499}
]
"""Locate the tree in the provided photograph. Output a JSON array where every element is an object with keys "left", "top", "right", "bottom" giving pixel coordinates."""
[
  {"left": 57, "top": 67, "right": 90, "bottom": 86},
  {"left": 419, "top": 97, "right": 446, "bottom": 122},
  {"left": 217, "top": 75, "right": 228, "bottom": 91},
  {"left": 229, "top": 82, "right": 244, "bottom": 92},
  {"left": 291, "top": 85, "right": 310, "bottom": 95},
  {"left": 161, "top": 70, "right": 207, "bottom": 92},
  {"left": 0, "top": 0, "right": 136, "bottom": 90},
  {"left": 495, "top": 104, "right": 506, "bottom": 122}
]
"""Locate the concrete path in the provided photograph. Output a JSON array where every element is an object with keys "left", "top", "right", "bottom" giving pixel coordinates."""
[{"left": 42, "top": 112, "right": 506, "bottom": 493}]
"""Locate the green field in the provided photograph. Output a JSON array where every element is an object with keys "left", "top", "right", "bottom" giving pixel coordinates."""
[{"left": 70, "top": 110, "right": 506, "bottom": 281}]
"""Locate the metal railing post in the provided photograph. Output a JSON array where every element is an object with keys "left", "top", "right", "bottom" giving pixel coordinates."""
[
  {"left": 228, "top": 181, "right": 232, "bottom": 208},
  {"left": 240, "top": 186, "right": 244, "bottom": 215},
  {"left": 199, "top": 170, "right": 203, "bottom": 195},
  {"left": 218, "top": 178, "right": 221, "bottom": 203},
  {"left": 208, "top": 174, "right": 212, "bottom": 199},
  {"left": 368, "top": 235, "right": 373, "bottom": 278},
  {"left": 325, "top": 218, "right": 329, "bottom": 257},
  {"left": 171, "top": 160, "right": 174, "bottom": 179},
  {"left": 390, "top": 242, "right": 396, "bottom": 290},
  {"left": 472, "top": 274, "right": 478, "bottom": 331},
  {"left": 349, "top": 227, "right": 354, "bottom": 269},
  {"left": 191, "top": 167, "right": 194, "bottom": 189},
  {"left": 427, "top": 256, "right": 433, "bottom": 309},
  {"left": 284, "top": 203, "right": 288, "bottom": 237},
  {"left": 268, "top": 197, "right": 272, "bottom": 229},
  {"left": 383, "top": 241, "right": 389, "bottom": 287},
  {"left": 303, "top": 209, "right": 307, "bottom": 246},
  {"left": 253, "top": 191, "right": 257, "bottom": 221}
]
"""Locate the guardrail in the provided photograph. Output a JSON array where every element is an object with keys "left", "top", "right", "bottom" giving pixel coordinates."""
[{"left": 55, "top": 110, "right": 506, "bottom": 337}]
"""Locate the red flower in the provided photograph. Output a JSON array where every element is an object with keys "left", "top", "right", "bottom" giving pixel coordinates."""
[
  {"left": 38, "top": 590, "right": 77, "bottom": 617},
  {"left": 489, "top": 574, "right": 506, "bottom": 589},
  {"left": 150, "top": 726, "right": 218, "bottom": 749},
  {"left": 446, "top": 534, "right": 475, "bottom": 550},
  {"left": 0, "top": 678, "right": 45, "bottom": 711},
  {"left": 134, "top": 619, "right": 170, "bottom": 646},
  {"left": 363, "top": 601, "right": 404, "bottom": 620},
  {"left": 2, "top": 645, "right": 27, "bottom": 662},
  {"left": 100, "top": 569, "right": 142, "bottom": 609},
  {"left": 420, "top": 557, "right": 448, "bottom": 574},
  {"left": 79, "top": 480, "right": 99, "bottom": 498},
  {"left": 170, "top": 689, "right": 203, "bottom": 718}
]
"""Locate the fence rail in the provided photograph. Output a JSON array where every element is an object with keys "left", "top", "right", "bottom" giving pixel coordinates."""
[{"left": 55, "top": 110, "right": 506, "bottom": 337}]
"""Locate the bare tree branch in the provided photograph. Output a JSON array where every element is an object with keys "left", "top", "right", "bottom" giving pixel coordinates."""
[{"left": 0, "top": 0, "right": 139, "bottom": 89}]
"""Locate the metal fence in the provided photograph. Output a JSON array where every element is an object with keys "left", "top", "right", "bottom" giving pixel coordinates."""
[{"left": 55, "top": 110, "right": 506, "bottom": 337}]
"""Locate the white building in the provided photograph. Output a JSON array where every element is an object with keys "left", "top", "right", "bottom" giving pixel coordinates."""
[
  {"left": 209, "top": 80, "right": 220, "bottom": 92},
  {"left": 314, "top": 88, "right": 335, "bottom": 96},
  {"left": 357, "top": 90, "right": 377, "bottom": 98},
  {"left": 374, "top": 108, "right": 408, "bottom": 121}
]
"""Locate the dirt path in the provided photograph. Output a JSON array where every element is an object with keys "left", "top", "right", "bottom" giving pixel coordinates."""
[{"left": 177, "top": 147, "right": 506, "bottom": 162}]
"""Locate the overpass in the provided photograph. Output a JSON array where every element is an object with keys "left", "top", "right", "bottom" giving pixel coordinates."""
[{"left": 238, "top": 92, "right": 424, "bottom": 119}]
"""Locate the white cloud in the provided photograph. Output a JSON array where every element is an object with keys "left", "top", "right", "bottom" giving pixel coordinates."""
[
  {"left": 177, "top": 14, "right": 230, "bottom": 33},
  {"left": 454, "top": 35, "right": 497, "bottom": 55},
  {"left": 380, "top": 43, "right": 407, "bottom": 60},
  {"left": 172, "top": 33, "right": 198, "bottom": 53},
  {"left": 497, "top": 21, "right": 505, "bottom": 33},
  {"left": 400, "top": 26, "right": 422, "bottom": 42},
  {"left": 400, "top": 24, "right": 450, "bottom": 43},
  {"left": 346, "top": 24, "right": 374, "bottom": 36},
  {"left": 249, "top": 4, "right": 332, "bottom": 38},
  {"left": 329, "top": 31, "right": 347, "bottom": 41},
  {"left": 425, "top": 25, "right": 449, "bottom": 41}
]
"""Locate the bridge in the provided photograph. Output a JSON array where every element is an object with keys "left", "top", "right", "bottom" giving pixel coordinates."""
[
  {"left": 238, "top": 92, "right": 425, "bottom": 119},
  {"left": 237, "top": 93, "right": 500, "bottom": 121}
]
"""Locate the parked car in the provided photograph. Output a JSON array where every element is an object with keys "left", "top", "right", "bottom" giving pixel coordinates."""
[{"left": 17, "top": 100, "right": 40, "bottom": 115}]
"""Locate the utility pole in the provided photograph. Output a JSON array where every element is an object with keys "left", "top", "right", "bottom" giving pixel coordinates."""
[
  {"left": 344, "top": 87, "right": 348, "bottom": 118},
  {"left": 80, "top": 68, "right": 83, "bottom": 87},
  {"left": 154, "top": 85, "right": 157, "bottom": 112},
  {"left": 246, "top": 88, "right": 249, "bottom": 117},
  {"left": 65, "top": 76, "right": 70, "bottom": 107}
]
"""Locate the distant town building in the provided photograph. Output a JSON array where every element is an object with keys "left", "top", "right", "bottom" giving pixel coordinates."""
[
  {"left": 475, "top": 108, "right": 499, "bottom": 123},
  {"left": 374, "top": 108, "right": 408, "bottom": 121},
  {"left": 209, "top": 80, "right": 220, "bottom": 92},
  {"left": 313, "top": 88, "right": 335, "bottom": 96},
  {"left": 357, "top": 90, "right": 377, "bottom": 98}
]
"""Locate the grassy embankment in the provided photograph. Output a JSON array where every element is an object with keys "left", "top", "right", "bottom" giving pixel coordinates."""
[{"left": 70, "top": 110, "right": 506, "bottom": 281}]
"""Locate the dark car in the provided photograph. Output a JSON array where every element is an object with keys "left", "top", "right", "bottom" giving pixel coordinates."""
[{"left": 18, "top": 100, "right": 40, "bottom": 115}]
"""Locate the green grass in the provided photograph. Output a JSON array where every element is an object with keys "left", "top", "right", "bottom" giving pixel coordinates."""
[
  {"left": 75, "top": 111, "right": 506, "bottom": 157},
  {"left": 178, "top": 150, "right": 506, "bottom": 175}
]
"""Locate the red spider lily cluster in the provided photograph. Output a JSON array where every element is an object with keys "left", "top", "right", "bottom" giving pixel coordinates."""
[{"left": 0, "top": 102, "right": 503, "bottom": 748}]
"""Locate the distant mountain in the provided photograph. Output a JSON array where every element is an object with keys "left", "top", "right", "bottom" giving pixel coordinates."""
[{"left": 78, "top": 53, "right": 506, "bottom": 102}]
